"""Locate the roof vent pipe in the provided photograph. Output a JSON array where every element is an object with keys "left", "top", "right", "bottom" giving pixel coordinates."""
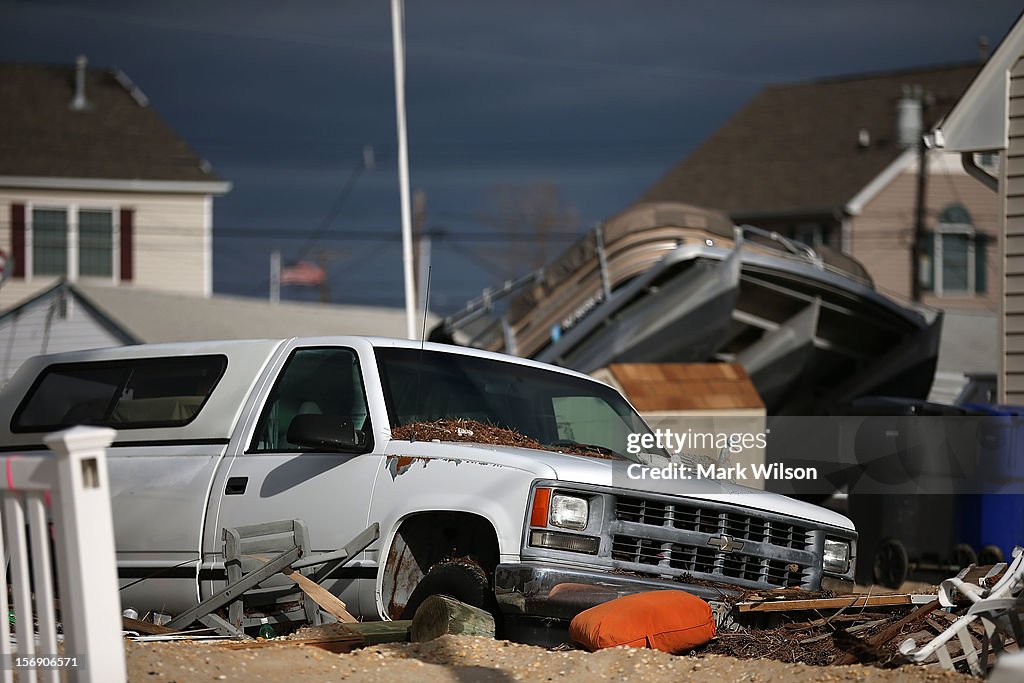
[
  {"left": 896, "top": 84, "right": 923, "bottom": 150},
  {"left": 978, "top": 36, "right": 990, "bottom": 61},
  {"left": 70, "top": 55, "right": 90, "bottom": 111}
]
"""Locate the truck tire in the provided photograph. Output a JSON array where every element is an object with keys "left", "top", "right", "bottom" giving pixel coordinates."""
[{"left": 400, "top": 559, "right": 497, "bottom": 620}]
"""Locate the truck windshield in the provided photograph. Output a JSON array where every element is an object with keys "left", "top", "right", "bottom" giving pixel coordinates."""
[{"left": 376, "top": 348, "right": 664, "bottom": 461}]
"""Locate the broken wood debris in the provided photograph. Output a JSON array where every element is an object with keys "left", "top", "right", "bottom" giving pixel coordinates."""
[
  {"left": 831, "top": 600, "right": 940, "bottom": 666},
  {"left": 709, "top": 559, "right": 1021, "bottom": 675},
  {"left": 281, "top": 566, "right": 357, "bottom": 623},
  {"left": 216, "top": 630, "right": 364, "bottom": 654},
  {"left": 122, "top": 616, "right": 176, "bottom": 636}
]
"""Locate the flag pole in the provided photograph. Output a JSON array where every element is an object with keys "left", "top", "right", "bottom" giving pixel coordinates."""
[
  {"left": 269, "top": 249, "right": 280, "bottom": 303},
  {"left": 391, "top": 0, "right": 418, "bottom": 339}
]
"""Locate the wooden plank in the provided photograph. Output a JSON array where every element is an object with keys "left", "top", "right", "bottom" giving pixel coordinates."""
[
  {"left": 345, "top": 620, "right": 412, "bottom": 645},
  {"left": 832, "top": 600, "right": 939, "bottom": 666},
  {"left": 122, "top": 616, "right": 176, "bottom": 635},
  {"left": 216, "top": 633, "right": 365, "bottom": 654},
  {"left": 281, "top": 566, "right": 357, "bottom": 623},
  {"left": 737, "top": 594, "right": 915, "bottom": 613}
]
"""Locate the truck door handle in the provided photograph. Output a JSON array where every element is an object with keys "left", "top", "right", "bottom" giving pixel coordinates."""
[{"left": 225, "top": 477, "right": 248, "bottom": 495}]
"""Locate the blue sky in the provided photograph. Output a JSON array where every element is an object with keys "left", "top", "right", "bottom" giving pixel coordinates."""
[{"left": 1, "top": 1, "right": 1021, "bottom": 312}]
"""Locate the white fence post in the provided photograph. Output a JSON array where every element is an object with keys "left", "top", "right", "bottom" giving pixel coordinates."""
[{"left": 42, "top": 426, "right": 125, "bottom": 683}]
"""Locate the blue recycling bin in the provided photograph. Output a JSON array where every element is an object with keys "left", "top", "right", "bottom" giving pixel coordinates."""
[{"left": 956, "top": 403, "right": 1024, "bottom": 564}]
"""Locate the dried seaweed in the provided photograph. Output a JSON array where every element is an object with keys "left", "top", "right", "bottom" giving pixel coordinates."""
[
  {"left": 704, "top": 604, "right": 947, "bottom": 669},
  {"left": 390, "top": 418, "right": 620, "bottom": 459}
]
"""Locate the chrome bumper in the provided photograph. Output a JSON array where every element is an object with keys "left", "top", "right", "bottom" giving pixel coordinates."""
[{"left": 493, "top": 561, "right": 740, "bottom": 621}]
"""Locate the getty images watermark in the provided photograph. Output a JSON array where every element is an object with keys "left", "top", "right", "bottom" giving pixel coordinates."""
[{"left": 624, "top": 428, "right": 819, "bottom": 482}]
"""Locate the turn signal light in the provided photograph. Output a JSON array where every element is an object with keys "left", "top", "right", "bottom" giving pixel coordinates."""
[{"left": 530, "top": 487, "right": 551, "bottom": 527}]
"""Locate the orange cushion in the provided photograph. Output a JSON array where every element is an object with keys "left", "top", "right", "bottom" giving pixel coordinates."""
[{"left": 568, "top": 590, "right": 716, "bottom": 653}]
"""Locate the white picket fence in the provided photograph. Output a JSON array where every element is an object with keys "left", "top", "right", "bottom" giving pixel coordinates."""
[{"left": 0, "top": 426, "right": 125, "bottom": 683}]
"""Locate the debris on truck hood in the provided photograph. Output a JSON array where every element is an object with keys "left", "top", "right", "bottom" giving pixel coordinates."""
[{"left": 390, "top": 418, "right": 622, "bottom": 459}]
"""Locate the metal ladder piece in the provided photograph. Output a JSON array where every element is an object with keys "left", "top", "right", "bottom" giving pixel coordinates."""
[{"left": 166, "top": 521, "right": 380, "bottom": 636}]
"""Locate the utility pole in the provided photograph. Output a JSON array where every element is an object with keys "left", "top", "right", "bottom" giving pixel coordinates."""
[
  {"left": 899, "top": 84, "right": 930, "bottom": 302},
  {"left": 910, "top": 135, "right": 929, "bottom": 301}
]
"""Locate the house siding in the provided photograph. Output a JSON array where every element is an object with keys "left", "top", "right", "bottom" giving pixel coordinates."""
[
  {"left": 0, "top": 290, "right": 124, "bottom": 383},
  {"left": 0, "top": 187, "right": 211, "bottom": 310},
  {"left": 849, "top": 151, "right": 1000, "bottom": 310},
  {"left": 1005, "top": 56, "right": 1024, "bottom": 403}
]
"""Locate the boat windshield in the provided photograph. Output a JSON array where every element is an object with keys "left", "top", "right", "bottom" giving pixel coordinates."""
[{"left": 375, "top": 347, "right": 666, "bottom": 462}]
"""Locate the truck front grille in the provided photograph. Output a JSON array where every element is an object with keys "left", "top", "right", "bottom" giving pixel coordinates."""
[{"left": 609, "top": 495, "right": 817, "bottom": 589}]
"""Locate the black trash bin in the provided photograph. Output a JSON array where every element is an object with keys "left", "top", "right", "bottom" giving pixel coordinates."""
[{"left": 840, "top": 397, "right": 983, "bottom": 587}]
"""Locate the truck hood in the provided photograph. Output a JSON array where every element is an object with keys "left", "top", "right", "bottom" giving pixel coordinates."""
[{"left": 384, "top": 439, "right": 854, "bottom": 531}]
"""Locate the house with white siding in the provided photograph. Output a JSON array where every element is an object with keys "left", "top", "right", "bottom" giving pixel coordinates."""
[
  {"left": 0, "top": 57, "right": 230, "bottom": 310},
  {"left": 935, "top": 13, "right": 1024, "bottom": 404},
  {"left": 640, "top": 62, "right": 1000, "bottom": 402}
]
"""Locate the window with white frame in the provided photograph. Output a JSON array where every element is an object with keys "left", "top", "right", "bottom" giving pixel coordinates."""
[
  {"left": 31, "top": 208, "right": 69, "bottom": 276},
  {"left": 29, "top": 206, "right": 116, "bottom": 280},
  {"left": 920, "top": 203, "right": 987, "bottom": 296}
]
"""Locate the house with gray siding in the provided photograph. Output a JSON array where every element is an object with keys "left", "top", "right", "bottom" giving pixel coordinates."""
[
  {"left": 640, "top": 63, "right": 1000, "bottom": 402},
  {"left": 0, "top": 281, "right": 426, "bottom": 384}
]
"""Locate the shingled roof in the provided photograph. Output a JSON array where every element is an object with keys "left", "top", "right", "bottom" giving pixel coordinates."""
[
  {"left": 0, "top": 61, "right": 221, "bottom": 183},
  {"left": 640, "top": 62, "right": 981, "bottom": 218}
]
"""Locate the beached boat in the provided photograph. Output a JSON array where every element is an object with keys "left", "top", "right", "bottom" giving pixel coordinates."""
[{"left": 432, "top": 202, "right": 941, "bottom": 415}]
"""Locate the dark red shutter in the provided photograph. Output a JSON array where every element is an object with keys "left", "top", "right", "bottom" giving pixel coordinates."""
[
  {"left": 119, "top": 208, "right": 134, "bottom": 282},
  {"left": 11, "top": 203, "right": 25, "bottom": 278}
]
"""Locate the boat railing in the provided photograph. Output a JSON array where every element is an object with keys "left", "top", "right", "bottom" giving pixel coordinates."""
[
  {"left": 737, "top": 224, "right": 824, "bottom": 268},
  {"left": 443, "top": 222, "right": 828, "bottom": 337}
]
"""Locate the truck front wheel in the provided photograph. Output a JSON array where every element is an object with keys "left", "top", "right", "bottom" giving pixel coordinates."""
[{"left": 399, "top": 559, "right": 497, "bottom": 620}]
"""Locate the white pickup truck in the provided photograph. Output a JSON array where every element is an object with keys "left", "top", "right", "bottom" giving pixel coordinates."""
[{"left": 0, "top": 336, "right": 856, "bottom": 638}]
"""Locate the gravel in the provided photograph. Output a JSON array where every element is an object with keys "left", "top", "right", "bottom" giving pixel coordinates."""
[{"left": 126, "top": 634, "right": 974, "bottom": 682}]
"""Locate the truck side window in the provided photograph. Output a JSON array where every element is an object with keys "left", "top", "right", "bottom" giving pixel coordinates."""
[
  {"left": 12, "top": 355, "right": 227, "bottom": 431},
  {"left": 250, "top": 347, "right": 370, "bottom": 452}
]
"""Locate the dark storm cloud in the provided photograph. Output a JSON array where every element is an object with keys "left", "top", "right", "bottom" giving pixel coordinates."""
[{"left": 1, "top": 0, "right": 1022, "bottom": 310}]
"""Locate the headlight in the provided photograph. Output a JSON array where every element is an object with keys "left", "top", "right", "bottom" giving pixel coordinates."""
[
  {"left": 823, "top": 538, "right": 851, "bottom": 574},
  {"left": 549, "top": 494, "right": 589, "bottom": 530}
]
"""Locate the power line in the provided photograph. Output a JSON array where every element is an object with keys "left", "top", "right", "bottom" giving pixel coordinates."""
[{"left": 3, "top": 1, "right": 777, "bottom": 86}]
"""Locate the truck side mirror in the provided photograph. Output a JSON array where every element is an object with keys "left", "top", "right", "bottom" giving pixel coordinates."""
[{"left": 287, "top": 414, "right": 365, "bottom": 453}]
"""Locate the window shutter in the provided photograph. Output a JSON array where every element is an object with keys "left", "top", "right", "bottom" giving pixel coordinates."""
[
  {"left": 921, "top": 231, "right": 934, "bottom": 292},
  {"left": 11, "top": 203, "right": 25, "bottom": 278},
  {"left": 975, "top": 233, "right": 988, "bottom": 294},
  {"left": 119, "top": 208, "right": 134, "bottom": 282}
]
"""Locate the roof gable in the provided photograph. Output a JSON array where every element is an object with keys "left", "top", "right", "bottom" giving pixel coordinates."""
[
  {"left": 939, "top": 11, "right": 1024, "bottom": 151},
  {"left": 641, "top": 63, "right": 981, "bottom": 217},
  {"left": 0, "top": 62, "right": 222, "bottom": 183}
]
